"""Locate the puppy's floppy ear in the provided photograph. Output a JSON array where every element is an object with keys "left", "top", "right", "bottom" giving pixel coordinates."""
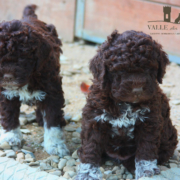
[
  {"left": 90, "top": 54, "right": 108, "bottom": 89},
  {"left": 157, "top": 50, "right": 170, "bottom": 84}
]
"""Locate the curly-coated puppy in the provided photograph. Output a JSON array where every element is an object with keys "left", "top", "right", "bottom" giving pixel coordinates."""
[
  {"left": 75, "top": 30, "right": 178, "bottom": 180},
  {"left": 0, "top": 5, "right": 69, "bottom": 157}
]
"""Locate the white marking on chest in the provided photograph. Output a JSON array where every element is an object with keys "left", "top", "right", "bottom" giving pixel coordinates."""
[
  {"left": 2, "top": 84, "right": 46, "bottom": 102},
  {"left": 95, "top": 104, "right": 150, "bottom": 138}
]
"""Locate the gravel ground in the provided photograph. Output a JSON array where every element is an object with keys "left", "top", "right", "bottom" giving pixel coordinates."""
[{"left": 0, "top": 41, "right": 180, "bottom": 180}]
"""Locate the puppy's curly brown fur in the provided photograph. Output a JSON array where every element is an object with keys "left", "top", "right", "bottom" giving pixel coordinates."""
[
  {"left": 77, "top": 30, "right": 178, "bottom": 179},
  {"left": 0, "top": 5, "right": 69, "bottom": 157}
]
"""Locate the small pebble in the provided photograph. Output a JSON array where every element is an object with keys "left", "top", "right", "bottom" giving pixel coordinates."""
[
  {"left": 107, "top": 175, "right": 119, "bottom": 180},
  {"left": 0, "top": 142, "right": 11, "bottom": 150},
  {"left": 169, "top": 163, "right": 178, "bottom": 168},
  {"left": 122, "top": 174, "right": 126, "bottom": 178},
  {"left": 76, "top": 127, "right": 82, "bottom": 133},
  {"left": 171, "top": 100, "right": 180, "bottom": 105},
  {"left": 112, "top": 166, "right": 120, "bottom": 173},
  {"left": 63, "top": 166, "right": 75, "bottom": 172},
  {"left": 21, "top": 149, "right": 35, "bottom": 158},
  {"left": 64, "top": 126, "right": 76, "bottom": 132},
  {"left": 25, "top": 153, "right": 33, "bottom": 159},
  {"left": 12, "top": 146, "right": 19, "bottom": 152},
  {"left": 159, "top": 165, "right": 169, "bottom": 171},
  {"left": 72, "top": 132, "right": 80, "bottom": 138},
  {"left": 105, "top": 160, "right": 114, "bottom": 166},
  {"left": 58, "top": 159, "right": 67, "bottom": 170},
  {"left": 116, "top": 169, "right": 125, "bottom": 175},
  {"left": 22, "top": 146, "right": 34, "bottom": 152},
  {"left": 16, "top": 152, "right": 25, "bottom": 162},
  {"left": 20, "top": 129, "right": 31, "bottom": 134},
  {"left": 26, "top": 113, "right": 36, "bottom": 121},
  {"left": 59, "top": 177, "right": 67, "bottom": 180},
  {"left": 68, "top": 171, "right": 76, "bottom": 177},
  {"left": 0, "top": 150, "right": 6, "bottom": 157},
  {"left": 66, "top": 159, "right": 76, "bottom": 167},
  {"left": 24, "top": 158, "right": 35, "bottom": 163},
  {"left": 126, "top": 174, "right": 133, "bottom": 179},
  {"left": 19, "top": 116, "right": 28, "bottom": 126},
  {"left": 51, "top": 161, "right": 58, "bottom": 168},
  {"left": 72, "top": 150, "right": 78, "bottom": 159},
  {"left": 116, "top": 174, "right": 122, "bottom": 179},
  {"left": 40, "top": 162, "right": 52, "bottom": 170},
  {"left": 72, "top": 138, "right": 81, "bottom": 144},
  {"left": 49, "top": 170, "right": 62, "bottom": 176},
  {"left": 29, "top": 162, "right": 40, "bottom": 166},
  {"left": 171, "top": 149, "right": 179, "bottom": 161},
  {"left": 6, "top": 150, "right": 16, "bottom": 158},
  {"left": 64, "top": 114, "right": 72, "bottom": 121},
  {"left": 64, "top": 156, "right": 72, "bottom": 160},
  {"left": 104, "top": 170, "right": 112, "bottom": 175},
  {"left": 63, "top": 172, "right": 71, "bottom": 179},
  {"left": 47, "top": 155, "right": 60, "bottom": 163},
  {"left": 100, "top": 167, "right": 105, "bottom": 173},
  {"left": 169, "top": 159, "right": 178, "bottom": 163},
  {"left": 71, "top": 114, "right": 82, "bottom": 122}
]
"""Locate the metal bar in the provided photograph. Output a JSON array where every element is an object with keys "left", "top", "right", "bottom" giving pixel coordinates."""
[
  {"left": 168, "top": 54, "right": 180, "bottom": 64},
  {"left": 75, "top": 0, "right": 86, "bottom": 38},
  {"left": 82, "top": 30, "right": 106, "bottom": 44}
]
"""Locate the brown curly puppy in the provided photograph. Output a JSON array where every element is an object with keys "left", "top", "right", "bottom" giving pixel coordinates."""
[
  {"left": 0, "top": 5, "right": 69, "bottom": 157},
  {"left": 75, "top": 30, "right": 178, "bottom": 180}
]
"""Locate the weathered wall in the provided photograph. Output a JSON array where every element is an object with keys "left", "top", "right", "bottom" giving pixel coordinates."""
[
  {"left": 0, "top": 0, "right": 76, "bottom": 42},
  {"left": 82, "top": 0, "right": 180, "bottom": 56}
]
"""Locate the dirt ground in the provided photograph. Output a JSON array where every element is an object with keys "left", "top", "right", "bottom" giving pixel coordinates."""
[{"left": 17, "top": 41, "right": 180, "bottom": 161}]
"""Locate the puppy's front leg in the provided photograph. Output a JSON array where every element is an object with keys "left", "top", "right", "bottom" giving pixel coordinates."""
[
  {"left": 0, "top": 95, "right": 22, "bottom": 147},
  {"left": 75, "top": 120, "right": 103, "bottom": 180},
  {"left": 39, "top": 95, "right": 69, "bottom": 157},
  {"left": 135, "top": 118, "right": 161, "bottom": 179}
]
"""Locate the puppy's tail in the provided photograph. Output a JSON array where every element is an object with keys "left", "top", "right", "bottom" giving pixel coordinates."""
[{"left": 22, "top": 4, "right": 38, "bottom": 19}]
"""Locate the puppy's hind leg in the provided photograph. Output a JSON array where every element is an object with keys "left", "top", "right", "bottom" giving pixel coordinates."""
[
  {"left": 121, "top": 155, "right": 135, "bottom": 174},
  {"left": 40, "top": 95, "right": 69, "bottom": 157},
  {"left": 158, "top": 123, "right": 178, "bottom": 165},
  {"left": 35, "top": 107, "right": 44, "bottom": 126},
  {"left": 0, "top": 95, "right": 23, "bottom": 147}
]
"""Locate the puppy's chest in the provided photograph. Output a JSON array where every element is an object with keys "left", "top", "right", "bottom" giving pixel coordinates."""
[
  {"left": 95, "top": 104, "right": 150, "bottom": 139},
  {"left": 2, "top": 85, "right": 46, "bottom": 104}
]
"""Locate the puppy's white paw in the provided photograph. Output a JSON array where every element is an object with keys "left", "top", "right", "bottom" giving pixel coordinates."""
[
  {"left": 44, "top": 126, "right": 69, "bottom": 157},
  {"left": 0, "top": 127, "right": 23, "bottom": 147},
  {"left": 44, "top": 140, "right": 69, "bottom": 157},
  {"left": 135, "top": 159, "right": 160, "bottom": 179},
  {"left": 75, "top": 163, "right": 102, "bottom": 180}
]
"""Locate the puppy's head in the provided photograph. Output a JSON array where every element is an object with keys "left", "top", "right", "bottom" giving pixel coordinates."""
[
  {"left": 0, "top": 19, "right": 61, "bottom": 89},
  {"left": 90, "top": 30, "right": 169, "bottom": 103}
]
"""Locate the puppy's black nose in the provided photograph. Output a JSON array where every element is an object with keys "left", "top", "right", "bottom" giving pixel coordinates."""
[
  {"left": 3, "top": 74, "right": 14, "bottom": 81},
  {"left": 132, "top": 87, "right": 143, "bottom": 95}
]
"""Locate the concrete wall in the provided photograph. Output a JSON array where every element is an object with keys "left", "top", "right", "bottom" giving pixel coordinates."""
[
  {"left": 82, "top": 0, "right": 180, "bottom": 56},
  {"left": 0, "top": 0, "right": 76, "bottom": 42}
]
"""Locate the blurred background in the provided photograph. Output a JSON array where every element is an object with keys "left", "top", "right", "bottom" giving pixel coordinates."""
[
  {"left": 0, "top": 0, "right": 180, "bottom": 63},
  {"left": 0, "top": 1, "right": 180, "bottom": 179}
]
